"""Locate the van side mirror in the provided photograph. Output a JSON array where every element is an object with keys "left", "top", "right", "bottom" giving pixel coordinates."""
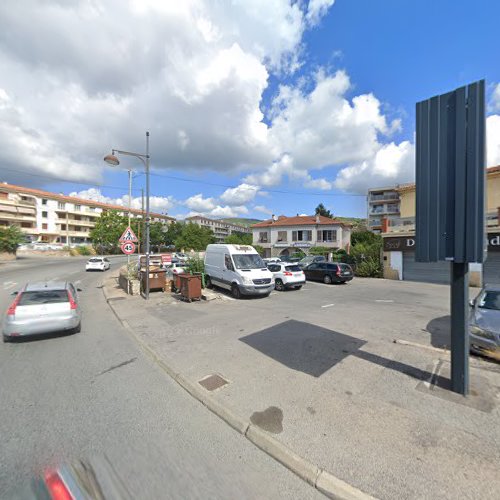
[
  {"left": 11, "top": 291, "right": 18, "bottom": 296},
  {"left": 77, "top": 288, "right": 83, "bottom": 292}
]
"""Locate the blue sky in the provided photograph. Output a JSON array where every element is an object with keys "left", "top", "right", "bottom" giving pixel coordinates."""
[{"left": 1, "top": 1, "right": 500, "bottom": 220}]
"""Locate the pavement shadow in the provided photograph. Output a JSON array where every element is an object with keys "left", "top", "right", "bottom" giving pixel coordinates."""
[
  {"left": 5, "top": 330, "right": 77, "bottom": 343},
  {"left": 239, "top": 320, "right": 366, "bottom": 377},
  {"left": 240, "top": 320, "right": 445, "bottom": 384},
  {"left": 426, "top": 315, "right": 451, "bottom": 349}
]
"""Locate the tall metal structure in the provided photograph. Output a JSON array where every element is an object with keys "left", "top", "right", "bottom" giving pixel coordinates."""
[{"left": 416, "top": 80, "right": 486, "bottom": 395}]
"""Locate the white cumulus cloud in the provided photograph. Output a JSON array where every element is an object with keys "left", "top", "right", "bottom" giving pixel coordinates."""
[
  {"left": 219, "top": 183, "right": 260, "bottom": 205},
  {"left": 69, "top": 188, "right": 175, "bottom": 213},
  {"left": 185, "top": 193, "right": 216, "bottom": 212}
]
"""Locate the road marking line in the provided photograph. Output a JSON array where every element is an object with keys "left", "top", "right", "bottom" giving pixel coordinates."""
[
  {"left": 321, "top": 303, "right": 335, "bottom": 308},
  {"left": 375, "top": 299, "right": 394, "bottom": 303},
  {"left": 423, "top": 360, "right": 442, "bottom": 389},
  {"left": 74, "top": 280, "right": 82, "bottom": 285},
  {"left": 3, "top": 282, "right": 17, "bottom": 290}
]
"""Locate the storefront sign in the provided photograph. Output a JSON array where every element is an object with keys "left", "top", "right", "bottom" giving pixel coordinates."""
[
  {"left": 383, "top": 237, "right": 416, "bottom": 251},
  {"left": 273, "top": 243, "right": 289, "bottom": 248},
  {"left": 384, "top": 233, "right": 500, "bottom": 252},
  {"left": 488, "top": 233, "right": 500, "bottom": 251},
  {"left": 293, "top": 243, "right": 312, "bottom": 248}
]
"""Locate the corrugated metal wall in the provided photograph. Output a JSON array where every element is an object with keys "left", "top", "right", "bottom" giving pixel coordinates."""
[
  {"left": 403, "top": 252, "right": 450, "bottom": 284},
  {"left": 483, "top": 253, "right": 500, "bottom": 285}
]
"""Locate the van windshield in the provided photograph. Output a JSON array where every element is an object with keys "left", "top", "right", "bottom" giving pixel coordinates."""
[{"left": 232, "top": 254, "right": 265, "bottom": 270}]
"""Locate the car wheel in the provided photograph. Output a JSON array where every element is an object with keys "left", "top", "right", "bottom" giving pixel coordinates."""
[
  {"left": 74, "top": 322, "right": 81, "bottom": 334},
  {"left": 295, "top": 285, "right": 302, "bottom": 290},
  {"left": 323, "top": 274, "right": 332, "bottom": 285},
  {"left": 231, "top": 284, "right": 241, "bottom": 299},
  {"left": 205, "top": 276, "right": 213, "bottom": 289},
  {"left": 3, "top": 335, "right": 12, "bottom": 343},
  {"left": 275, "top": 279, "right": 285, "bottom": 291}
]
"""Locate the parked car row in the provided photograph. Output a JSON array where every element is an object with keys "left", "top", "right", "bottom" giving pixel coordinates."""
[{"left": 204, "top": 244, "right": 354, "bottom": 299}]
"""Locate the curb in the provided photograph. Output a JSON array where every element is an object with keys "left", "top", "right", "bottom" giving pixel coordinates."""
[{"left": 102, "top": 276, "right": 376, "bottom": 500}]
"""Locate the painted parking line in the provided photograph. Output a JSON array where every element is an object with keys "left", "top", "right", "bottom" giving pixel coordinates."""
[
  {"left": 375, "top": 299, "right": 394, "bottom": 303},
  {"left": 321, "top": 303, "right": 335, "bottom": 308},
  {"left": 3, "top": 281, "right": 17, "bottom": 290}
]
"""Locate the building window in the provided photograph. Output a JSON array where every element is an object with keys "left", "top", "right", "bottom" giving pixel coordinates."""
[
  {"left": 42, "top": 223, "right": 48, "bottom": 230},
  {"left": 0, "top": 191, "right": 7, "bottom": 199},
  {"left": 58, "top": 202, "right": 65, "bottom": 209},
  {"left": 74, "top": 205, "right": 81, "bottom": 211},
  {"left": 258, "top": 231, "right": 269, "bottom": 243},
  {"left": 277, "top": 231, "right": 287, "bottom": 242},
  {"left": 61, "top": 225, "right": 66, "bottom": 230},
  {"left": 317, "top": 230, "right": 337, "bottom": 242},
  {"left": 89, "top": 207, "right": 96, "bottom": 212},
  {"left": 42, "top": 199, "right": 47, "bottom": 205},
  {"left": 292, "top": 230, "right": 312, "bottom": 242},
  {"left": 42, "top": 211, "right": 48, "bottom": 218}
]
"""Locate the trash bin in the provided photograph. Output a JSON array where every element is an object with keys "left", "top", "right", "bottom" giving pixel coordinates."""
[
  {"left": 141, "top": 268, "right": 167, "bottom": 293},
  {"left": 179, "top": 274, "right": 202, "bottom": 302}
]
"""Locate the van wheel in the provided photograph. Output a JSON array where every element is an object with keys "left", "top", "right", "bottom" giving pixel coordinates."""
[
  {"left": 323, "top": 275, "right": 333, "bottom": 284},
  {"left": 275, "top": 279, "right": 284, "bottom": 291},
  {"left": 231, "top": 284, "right": 241, "bottom": 299},
  {"left": 205, "top": 276, "right": 213, "bottom": 289}
]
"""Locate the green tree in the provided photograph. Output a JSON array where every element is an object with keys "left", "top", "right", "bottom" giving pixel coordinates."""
[
  {"left": 309, "top": 246, "right": 330, "bottom": 256},
  {"left": 224, "top": 232, "right": 252, "bottom": 245},
  {"left": 349, "top": 230, "right": 382, "bottom": 277},
  {"left": 175, "top": 222, "right": 216, "bottom": 251},
  {"left": 89, "top": 210, "right": 128, "bottom": 254},
  {"left": 315, "top": 203, "right": 333, "bottom": 218},
  {"left": 149, "top": 221, "right": 168, "bottom": 252},
  {"left": 165, "top": 221, "right": 184, "bottom": 248},
  {"left": 0, "top": 226, "right": 25, "bottom": 253},
  {"left": 253, "top": 244, "right": 265, "bottom": 256}
]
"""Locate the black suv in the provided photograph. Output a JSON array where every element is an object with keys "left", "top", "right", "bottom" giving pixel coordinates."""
[{"left": 303, "top": 262, "right": 353, "bottom": 284}]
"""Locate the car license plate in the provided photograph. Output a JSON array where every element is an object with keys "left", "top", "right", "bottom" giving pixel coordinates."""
[
  {"left": 294, "top": 273, "right": 302, "bottom": 277},
  {"left": 343, "top": 272, "right": 351, "bottom": 276}
]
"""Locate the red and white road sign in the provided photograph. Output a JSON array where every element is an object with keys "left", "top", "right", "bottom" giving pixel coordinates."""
[
  {"left": 121, "top": 242, "right": 136, "bottom": 255},
  {"left": 119, "top": 226, "right": 138, "bottom": 243},
  {"left": 161, "top": 253, "right": 172, "bottom": 263}
]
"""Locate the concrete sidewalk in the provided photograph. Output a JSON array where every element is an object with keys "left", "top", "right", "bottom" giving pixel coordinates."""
[{"left": 103, "top": 273, "right": 500, "bottom": 500}]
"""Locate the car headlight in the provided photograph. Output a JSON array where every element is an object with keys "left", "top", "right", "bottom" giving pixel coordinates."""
[
  {"left": 242, "top": 276, "right": 253, "bottom": 285},
  {"left": 470, "top": 325, "right": 496, "bottom": 340}
]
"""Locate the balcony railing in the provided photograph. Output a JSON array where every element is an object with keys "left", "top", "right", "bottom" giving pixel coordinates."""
[
  {"left": 387, "top": 217, "right": 415, "bottom": 233},
  {"left": 369, "top": 194, "right": 399, "bottom": 202}
]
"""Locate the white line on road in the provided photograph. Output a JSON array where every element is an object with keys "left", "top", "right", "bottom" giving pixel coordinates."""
[
  {"left": 321, "top": 303, "right": 335, "bottom": 308},
  {"left": 3, "top": 282, "right": 17, "bottom": 290},
  {"left": 375, "top": 300, "right": 394, "bottom": 303}
]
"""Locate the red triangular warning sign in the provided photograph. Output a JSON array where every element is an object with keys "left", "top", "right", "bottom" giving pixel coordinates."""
[{"left": 119, "top": 226, "right": 138, "bottom": 243}]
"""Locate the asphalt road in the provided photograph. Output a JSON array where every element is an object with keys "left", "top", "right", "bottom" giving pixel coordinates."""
[{"left": 0, "top": 256, "right": 321, "bottom": 499}]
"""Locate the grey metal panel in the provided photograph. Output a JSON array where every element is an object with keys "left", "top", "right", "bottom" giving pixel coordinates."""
[
  {"left": 415, "top": 80, "right": 486, "bottom": 264},
  {"left": 403, "top": 252, "right": 450, "bottom": 284},
  {"left": 483, "top": 253, "right": 500, "bottom": 285}
]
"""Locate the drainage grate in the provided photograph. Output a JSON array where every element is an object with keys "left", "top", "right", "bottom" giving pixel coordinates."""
[{"left": 198, "top": 374, "right": 229, "bottom": 391}]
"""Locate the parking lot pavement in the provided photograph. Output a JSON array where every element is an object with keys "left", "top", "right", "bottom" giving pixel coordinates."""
[{"left": 107, "top": 275, "right": 500, "bottom": 500}]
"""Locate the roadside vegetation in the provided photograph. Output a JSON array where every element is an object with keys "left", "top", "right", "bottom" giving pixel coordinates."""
[{"left": 0, "top": 226, "right": 25, "bottom": 254}]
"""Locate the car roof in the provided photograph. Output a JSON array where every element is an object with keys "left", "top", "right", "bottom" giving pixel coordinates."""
[
  {"left": 483, "top": 284, "right": 500, "bottom": 291},
  {"left": 24, "top": 281, "right": 69, "bottom": 291}
]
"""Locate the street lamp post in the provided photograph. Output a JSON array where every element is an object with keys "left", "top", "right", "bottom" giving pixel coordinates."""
[{"left": 104, "top": 131, "right": 151, "bottom": 300}]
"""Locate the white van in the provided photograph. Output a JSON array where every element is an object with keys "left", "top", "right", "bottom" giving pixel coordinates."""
[{"left": 204, "top": 244, "right": 274, "bottom": 299}]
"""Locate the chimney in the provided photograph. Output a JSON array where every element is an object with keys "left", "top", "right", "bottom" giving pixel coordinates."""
[{"left": 316, "top": 215, "right": 320, "bottom": 224}]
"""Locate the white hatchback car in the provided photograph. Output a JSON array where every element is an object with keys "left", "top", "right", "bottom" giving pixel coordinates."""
[
  {"left": 267, "top": 262, "right": 306, "bottom": 291},
  {"left": 85, "top": 257, "right": 110, "bottom": 272}
]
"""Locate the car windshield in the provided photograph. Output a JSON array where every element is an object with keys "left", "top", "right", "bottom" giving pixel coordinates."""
[
  {"left": 478, "top": 291, "right": 500, "bottom": 311},
  {"left": 300, "top": 257, "right": 314, "bottom": 264},
  {"left": 88, "top": 258, "right": 103, "bottom": 262},
  {"left": 19, "top": 290, "right": 69, "bottom": 305},
  {"left": 232, "top": 254, "right": 265, "bottom": 269},
  {"left": 339, "top": 264, "right": 351, "bottom": 271},
  {"left": 285, "top": 265, "right": 302, "bottom": 272}
]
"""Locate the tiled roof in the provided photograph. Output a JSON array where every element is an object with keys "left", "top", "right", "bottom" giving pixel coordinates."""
[
  {"left": 251, "top": 214, "right": 350, "bottom": 228},
  {"left": 0, "top": 182, "right": 174, "bottom": 220}
]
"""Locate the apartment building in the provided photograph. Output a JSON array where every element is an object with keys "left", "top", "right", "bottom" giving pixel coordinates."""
[
  {"left": 367, "top": 187, "right": 400, "bottom": 233},
  {"left": 0, "top": 182, "right": 175, "bottom": 246},
  {"left": 185, "top": 215, "right": 251, "bottom": 243},
  {"left": 380, "top": 165, "right": 500, "bottom": 286},
  {"left": 251, "top": 215, "right": 351, "bottom": 258}
]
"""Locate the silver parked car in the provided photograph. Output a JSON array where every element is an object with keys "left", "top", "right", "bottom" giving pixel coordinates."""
[
  {"left": 3, "top": 282, "right": 82, "bottom": 341},
  {"left": 469, "top": 285, "right": 500, "bottom": 353}
]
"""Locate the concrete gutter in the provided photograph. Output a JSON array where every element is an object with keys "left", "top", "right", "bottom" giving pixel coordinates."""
[{"left": 102, "top": 272, "right": 376, "bottom": 500}]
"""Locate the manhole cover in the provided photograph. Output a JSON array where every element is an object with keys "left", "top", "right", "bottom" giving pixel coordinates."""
[{"left": 198, "top": 374, "right": 229, "bottom": 391}]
